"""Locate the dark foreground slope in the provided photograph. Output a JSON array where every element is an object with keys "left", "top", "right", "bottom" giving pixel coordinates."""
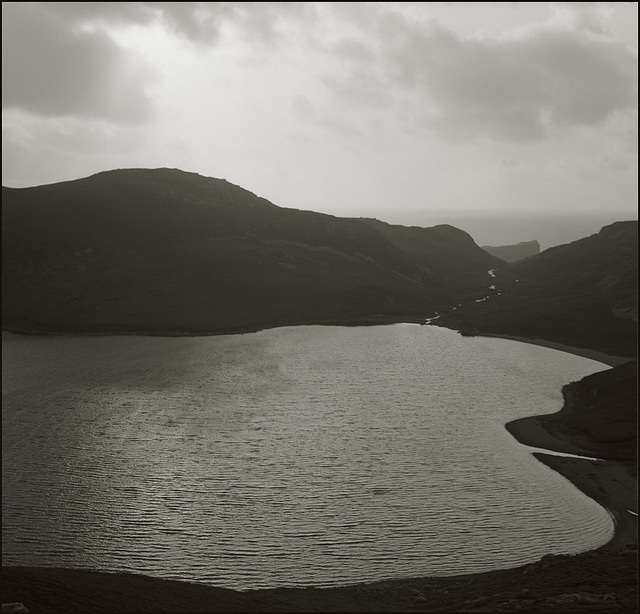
[
  {"left": 2, "top": 168, "right": 501, "bottom": 335},
  {"left": 3, "top": 547, "right": 637, "bottom": 612},
  {"left": 438, "top": 221, "right": 638, "bottom": 357}
]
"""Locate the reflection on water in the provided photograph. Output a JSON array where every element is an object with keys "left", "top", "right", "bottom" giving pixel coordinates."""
[{"left": 2, "top": 325, "right": 612, "bottom": 589}]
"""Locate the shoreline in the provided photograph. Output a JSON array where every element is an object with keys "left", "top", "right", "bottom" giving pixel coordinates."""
[
  {"left": 0, "top": 314, "right": 427, "bottom": 339},
  {"left": 505, "top": 412, "right": 637, "bottom": 550},
  {"left": 440, "top": 323, "right": 637, "bottom": 552},
  {"left": 495, "top": 334, "right": 637, "bottom": 552},
  {"left": 3, "top": 318, "right": 632, "bottom": 365},
  {"left": 505, "top": 414, "right": 637, "bottom": 552},
  {"left": 464, "top": 332, "right": 632, "bottom": 367},
  {"left": 4, "top": 543, "right": 637, "bottom": 612},
  {"left": 532, "top": 453, "right": 637, "bottom": 551}
]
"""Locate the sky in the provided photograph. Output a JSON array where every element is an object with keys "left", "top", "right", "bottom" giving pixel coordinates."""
[{"left": 2, "top": 2, "right": 638, "bottom": 247}]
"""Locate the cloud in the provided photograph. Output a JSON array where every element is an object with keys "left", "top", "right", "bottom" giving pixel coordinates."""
[
  {"left": 499, "top": 157, "right": 520, "bottom": 169},
  {"left": 39, "top": 2, "right": 315, "bottom": 45},
  {"left": 325, "top": 5, "right": 638, "bottom": 142},
  {"left": 22, "top": 2, "right": 223, "bottom": 43},
  {"left": 1, "top": 2, "right": 318, "bottom": 123},
  {"left": 289, "top": 95, "right": 315, "bottom": 121},
  {"left": 1, "top": 3, "right": 154, "bottom": 123},
  {"left": 1, "top": 112, "right": 149, "bottom": 187},
  {"left": 548, "top": 2, "right": 617, "bottom": 34}
]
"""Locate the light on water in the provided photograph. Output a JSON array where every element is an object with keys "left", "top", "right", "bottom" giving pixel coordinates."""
[{"left": 2, "top": 325, "right": 612, "bottom": 589}]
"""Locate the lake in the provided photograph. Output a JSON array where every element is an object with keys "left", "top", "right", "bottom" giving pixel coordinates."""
[{"left": 2, "top": 324, "right": 612, "bottom": 590}]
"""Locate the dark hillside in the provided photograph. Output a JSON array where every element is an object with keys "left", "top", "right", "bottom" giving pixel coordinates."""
[
  {"left": 2, "top": 169, "right": 499, "bottom": 335},
  {"left": 439, "top": 221, "right": 638, "bottom": 357},
  {"left": 359, "top": 218, "right": 504, "bottom": 290},
  {"left": 513, "top": 222, "right": 636, "bottom": 305}
]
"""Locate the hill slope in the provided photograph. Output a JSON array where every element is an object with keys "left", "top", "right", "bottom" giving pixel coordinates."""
[
  {"left": 481, "top": 240, "right": 540, "bottom": 263},
  {"left": 438, "top": 221, "right": 638, "bottom": 358},
  {"left": 2, "top": 168, "right": 502, "bottom": 334}
]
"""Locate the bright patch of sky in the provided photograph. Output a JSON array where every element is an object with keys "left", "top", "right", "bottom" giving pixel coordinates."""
[{"left": 2, "top": 2, "right": 637, "bottom": 247}]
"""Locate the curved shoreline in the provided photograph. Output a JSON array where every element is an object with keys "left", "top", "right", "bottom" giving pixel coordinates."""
[
  {"left": 506, "top": 409, "right": 637, "bottom": 550},
  {"left": 466, "top": 332, "right": 632, "bottom": 367},
  {"left": 412, "top": 324, "right": 636, "bottom": 597},
  {"left": 2, "top": 319, "right": 632, "bottom": 365},
  {"left": 504, "top": 414, "right": 637, "bottom": 551},
  {"left": 454, "top": 329, "right": 636, "bottom": 550},
  {"left": 496, "top": 331, "right": 637, "bottom": 552}
]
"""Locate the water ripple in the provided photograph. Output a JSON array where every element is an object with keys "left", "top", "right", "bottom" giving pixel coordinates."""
[{"left": 2, "top": 325, "right": 612, "bottom": 589}]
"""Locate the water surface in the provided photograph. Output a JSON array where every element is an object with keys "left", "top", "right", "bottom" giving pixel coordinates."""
[{"left": 2, "top": 324, "right": 612, "bottom": 589}]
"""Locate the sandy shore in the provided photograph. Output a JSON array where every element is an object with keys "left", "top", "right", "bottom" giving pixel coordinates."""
[
  {"left": 533, "top": 453, "right": 637, "bottom": 549},
  {"left": 505, "top": 412, "right": 637, "bottom": 551},
  {"left": 461, "top": 331, "right": 632, "bottom": 367}
]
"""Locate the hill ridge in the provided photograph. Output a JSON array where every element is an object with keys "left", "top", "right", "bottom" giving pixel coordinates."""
[{"left": 2, "top": 168, "right": 500, "bottom": 336}]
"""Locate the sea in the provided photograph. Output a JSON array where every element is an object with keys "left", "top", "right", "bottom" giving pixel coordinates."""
[{"left": 1, "top": 324, "right": 612, "bottom": 590}]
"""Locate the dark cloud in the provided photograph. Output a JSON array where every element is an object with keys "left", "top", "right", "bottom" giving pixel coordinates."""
[
  {"left": 40, "top": 2, "right": 225, "bottom": 43},
  {"left": 323, "top": 69, "right": 392, "bottom": 109},
  {"left": 1, "top": 3, "right": 154, "bottom": 122},
  {"left": 622, "top": 118, "right": 639, "bottom": 153},
  {"left": 39, "top": 2, "right": 314, "bottom": 44},
  {"left": 1, "top": 2, "right": 313, "bottom": 123},
  {"left": 329, "top": 8, "right": 638, "bottom": 142},
  {"left": 333, "top": 39, "right": 376, "bottom": 63}
]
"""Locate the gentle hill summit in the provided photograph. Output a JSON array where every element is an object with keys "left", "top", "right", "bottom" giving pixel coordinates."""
[
  {"left": 2, "top": 168, "right": 501, "bottom": 335},
  {"left": 481, "top": 240, "right": 540, "bottom": 263}
]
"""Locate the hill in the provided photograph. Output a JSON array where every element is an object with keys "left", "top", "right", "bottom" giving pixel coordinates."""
[
  {"left": 481, "top": 240, "right": 540, "bottom": 262},
  {"left": 359, "top": 218, "right": 506, "bottom": 290},
  {"left": 438, "top": 221, "right": 638, "bottom": 358},
  {"left": 2, "top": 168, "right": 503, "bottom": 335}
]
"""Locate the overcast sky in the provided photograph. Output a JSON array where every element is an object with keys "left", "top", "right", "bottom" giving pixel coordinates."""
[{"left": 2, "top": 2, "right": 637, "bottom": 246}]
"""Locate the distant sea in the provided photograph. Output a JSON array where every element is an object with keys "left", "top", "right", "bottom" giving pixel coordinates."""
[{"left": 370, "top": 210, "right": 637, "bottom": 250}]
